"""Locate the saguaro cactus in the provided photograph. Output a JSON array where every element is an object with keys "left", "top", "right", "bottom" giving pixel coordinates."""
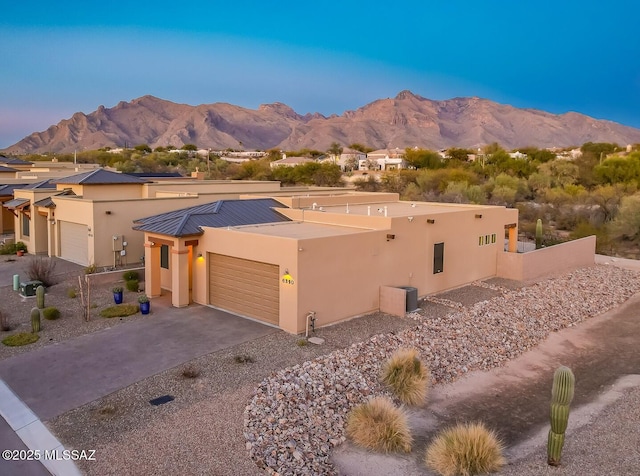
[
  {"left": 36, "top": 285, "right": 45, "bottom": 309},
  {"left": 31, "top": 307, "right": 41, "bottom": 333},
  {"left": 535, "top": 219, "right": 543, "bottom": 249},
  {"left": 547, "top": 365, "right": 575, "bottom": 466}
]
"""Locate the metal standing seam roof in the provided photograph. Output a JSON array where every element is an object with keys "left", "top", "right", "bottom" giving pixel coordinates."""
[
  {"left": 0, "top": 155, "right": 32, "bottom": 166},
  {"left": 22, "top": 179, "right": 56, "bottom": 189},
  {"left": 132, "top": 198, "right": 290, "bottom": 237},
  {"left": 3, "top": 198, "right": 29, "bottom": 209},
  {"left": 52, "top": 169, "right": 148, "bottom": 185},
  {"left": 0, "top": 184, "right": 29, "bottom": 196}
]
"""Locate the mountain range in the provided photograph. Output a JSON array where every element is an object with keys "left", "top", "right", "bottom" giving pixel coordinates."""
[{"left": 4, "top": 91, "right": 640, "bottom": 154}]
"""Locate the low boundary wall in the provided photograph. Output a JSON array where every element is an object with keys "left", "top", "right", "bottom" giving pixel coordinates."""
[{"left": 497, "top": 236, "right": 596, "bottom": 282}]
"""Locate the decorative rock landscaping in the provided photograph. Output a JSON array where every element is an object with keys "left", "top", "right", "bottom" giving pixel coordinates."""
[{"left": 244, "top": 265, "right": 640, "bottom": 475}]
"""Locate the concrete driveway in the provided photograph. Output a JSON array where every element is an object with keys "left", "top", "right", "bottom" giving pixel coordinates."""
[{"left": 0, "top": 302, "right": 277, "bottom": 421}]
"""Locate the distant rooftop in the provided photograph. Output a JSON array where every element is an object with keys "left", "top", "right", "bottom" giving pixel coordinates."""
[{"left": 52, "top": 169, "right": 148, "bottom": 185}]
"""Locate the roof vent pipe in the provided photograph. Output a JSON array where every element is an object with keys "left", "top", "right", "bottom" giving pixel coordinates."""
[
  {"left": 346, "top": 203, "right": 349, "bottom": 214},
  {"left": 367, "top": 206, "right": 371, "bottom": 216},
  {"left": 384, "top": 206, "right": 388, "bottom": 217}
]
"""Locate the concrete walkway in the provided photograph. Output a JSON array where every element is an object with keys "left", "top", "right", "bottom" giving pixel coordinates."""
[{"left": 0, "top": 300, "right": 277, "bottom": 475}]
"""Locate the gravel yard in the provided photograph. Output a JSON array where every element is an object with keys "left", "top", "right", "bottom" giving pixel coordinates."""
[{"left": 3, "top": 258, "right": 639, "bottom": 476}]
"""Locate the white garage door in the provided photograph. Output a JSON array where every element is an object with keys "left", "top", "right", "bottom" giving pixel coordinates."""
[
  {"left": 209, "top": 253, "right": 279, "bottom": 325},
  {"left": 60, "top": 221, "right": 89, "bottom": 266}
]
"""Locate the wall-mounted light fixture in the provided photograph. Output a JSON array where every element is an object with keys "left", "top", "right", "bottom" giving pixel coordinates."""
[
  {"left": 407, "top": 216, "right": 414, "bottom": 222},
  {"left": 427, "top": 219, "right": 435, "bottom": 224},
  {"left": 386, "top": 234, "right": 396, "bottom": 241},
  {"left": 197, "top": 252, "right": 203, "bottom": 258},
  {"left": 105, "top": 210, "right": 112, "bottom": 215},
  {"left": 475, "top": 214, "right": 483, "bottom": 219},
  {"left": 148, "top": 241, "right": 155, "bottom": 246}
]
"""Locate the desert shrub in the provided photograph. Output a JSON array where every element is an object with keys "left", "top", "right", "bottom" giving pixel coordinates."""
[
  {"left": 233, "top": 354, "right": 255, "bottom": 364},
  {"left": 67, "top": 287, "right": 77, "bottom": 298},
  {"left": 296, "top": 338, "right": 308, "bottom": 347},
  {"left": 99, "top": 304, "right": 139, "bottom": 318},
  {"left": 42, "top": 307, "right": 61, "bottom": 320},
  {"left": 0, "top": 242, "right": 17, "bottom": 255},
  {"left": 123, "top": 270, "right": 139, "bottom": 281},
  {"left": 425, "top": 422, "right": 505, "bottom": 476},
  {"left": 346, "top": 396, "right": 412, "bottom": 453},
  {"left": 26, "top": 256, "right": 57, "bottom": 287},
  {"left": 381, "top": 347, "right": 430, "bottom": 406},
  {"left": 95, "top": 403, "right": 117, "bottom": 418},
  {"left": 2, "top": 332, "right": 40, "bottom": 346},
  {"left": 84, "top": 263, "right": 97, "bottom": 274},
  {"left": 181, "top": 364, "right": 201, "bottom": 378},
  {"left": 125, "top": 279, "right": 139, "bottom": 292}
]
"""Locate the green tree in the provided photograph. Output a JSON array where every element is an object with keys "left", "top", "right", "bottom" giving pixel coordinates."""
[
  {"left": 446, "top": 147, "right": 473, "bottom": 162},
  {"left": 593, "top": 153, "right": 640, "bottom": 185},
  {"left": 608, "top": 194, "right": 640, "bottom": 243},
  {"left": 182, "top": 143, "right": 198, "bottom": 151},
  {"left": 404, "top": 148, "right": 444, "bottom": 169},
  {"left": 134, "top": 144, "right": 151, "bottom": 153},
  {"left": 327, "top": 142, "right": 343, "bottom": 164}
]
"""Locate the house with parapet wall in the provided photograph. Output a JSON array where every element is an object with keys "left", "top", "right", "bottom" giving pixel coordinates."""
[
  {"left": 3, "top": 169, "right": 285, "bottom": 267},
  {"left": 133, "top": 191, "right": 544, "bottom": 334}
]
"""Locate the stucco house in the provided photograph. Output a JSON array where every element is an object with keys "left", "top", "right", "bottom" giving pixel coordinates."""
[
  {"left": 134, "top": 191, "right": 525, "bottom": 333},
  {"left": 3, "top": 168, "right": 283, "bottom": 266}
]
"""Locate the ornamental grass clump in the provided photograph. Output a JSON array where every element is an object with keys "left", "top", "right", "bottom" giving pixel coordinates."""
[
  {"left": 425, "top": 422, "right": 505, "bottom": 476},
  {"left": 99, "top": 304, "right": 139, "bottom": 318},
  {"left": 2, "top": 332, "right": 40, "bottom": 347},
  {"left": 381, "top": 347, "right": 430, "bottom": 406},
  {"left": 42, "top": 307, "right": 61, "bottom": 320},
  {"left": 345, "top": 396, "right": 412, "bottom": 453}
]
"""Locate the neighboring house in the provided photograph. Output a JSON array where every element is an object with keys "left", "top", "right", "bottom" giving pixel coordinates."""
[
  {"left": 135, "top": 191, "right": 524, "bottom": 333},
  {"left": 0, "top": 155, "right": 32, "bottom": 170},
  {"left": 3, "top": 168, "right": 282, "bottom": 267},
  {"left": 360, "top": 148, "right": 407, "bottom": 171},
  {"left": 269, "top": 155, "right": 315, "bottom": 168},
  {"left": 322, "top": 148, "right": 367, "bottom": 171}
]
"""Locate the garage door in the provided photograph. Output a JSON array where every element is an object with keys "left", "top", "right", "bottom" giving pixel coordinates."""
[
  {"left": 60, "top": 221, "right": 89, "bottom": 266},
  {"left": 209, "top": 253, "right": 279, "bottom": 325}
]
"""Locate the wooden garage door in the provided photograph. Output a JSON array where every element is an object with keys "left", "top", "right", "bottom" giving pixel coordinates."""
[
  {"left": 60, "top": 221, "right": 89, "bottom": 266},
  {"left": 209, "top": 253, "right": 279, "bottom": 325}
]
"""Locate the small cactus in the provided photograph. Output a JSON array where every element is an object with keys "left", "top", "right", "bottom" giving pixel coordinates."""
[
  {"left": 535, "top": 219, "right": 543, "bottom": 249},
  {"left": 547, "top": 366, "right": 575, "bottom": 466},
  {"left": 31, "top": 307, "right": 41, "bottom": 333},
  {"left": 36, "top": 285, "right": 45, "bottom": 309}
]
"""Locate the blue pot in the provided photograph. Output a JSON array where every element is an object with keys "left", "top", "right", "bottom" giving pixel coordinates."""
[
  {"left": 113, "top": 291, "right": 123, "bottom": 304},
  {"left": 140, "top": 301, "right": 150, "bottom": 315}
]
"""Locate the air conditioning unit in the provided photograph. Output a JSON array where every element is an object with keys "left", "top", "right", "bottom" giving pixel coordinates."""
[{"left": 20, "top": 280, "right": 43, "bottom": 297}]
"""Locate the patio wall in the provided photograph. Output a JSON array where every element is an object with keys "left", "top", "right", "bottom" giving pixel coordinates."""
[{"left": 497, "top": 236, "right": 596, "bottom": 282}]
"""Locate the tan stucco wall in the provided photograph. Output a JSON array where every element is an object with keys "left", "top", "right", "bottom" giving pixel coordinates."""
[
  {"left": 55, "top": 184, "right": 144, "bottom": 199},
  {"left": 141, "top": 180, "right": 280, "bottom": 198},
  {"left": 185, "top": 202, "right": 518, "bottom": 334},
  {"left": 496, "top": 236, "right": 596, "bottom": 282}
]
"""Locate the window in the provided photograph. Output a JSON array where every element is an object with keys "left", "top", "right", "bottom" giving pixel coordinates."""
[
  {"left": 479, "top": 233, "right": 498, "bottom": 246},
  {"left": 21, "top": 214, "right": 29, "bottom": 237},
  {"left": 160, "top": 244, "right": 169, "bottom": 269},
  {"left": 433, "top": 242, "right": 444, "bottom": 274}
]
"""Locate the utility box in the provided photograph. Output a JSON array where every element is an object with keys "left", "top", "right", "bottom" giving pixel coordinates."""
[
  {"left": 20, "top": 280, "right": 43, "bottom": 297},
  {"left": 399, "top": 286, "right": 418, "bottom": 312},
  {"left": 112, "top": 235, "right": 124, "bottom": 252}
]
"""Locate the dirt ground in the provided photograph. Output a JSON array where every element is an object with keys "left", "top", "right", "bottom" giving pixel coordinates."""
[{"left": 332, "top": 288, "right": 640, "bottom": 475}]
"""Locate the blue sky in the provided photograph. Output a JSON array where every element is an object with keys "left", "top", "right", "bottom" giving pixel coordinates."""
[{"left": 1, "top": 1, "right": 639, "bottom": 148}]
